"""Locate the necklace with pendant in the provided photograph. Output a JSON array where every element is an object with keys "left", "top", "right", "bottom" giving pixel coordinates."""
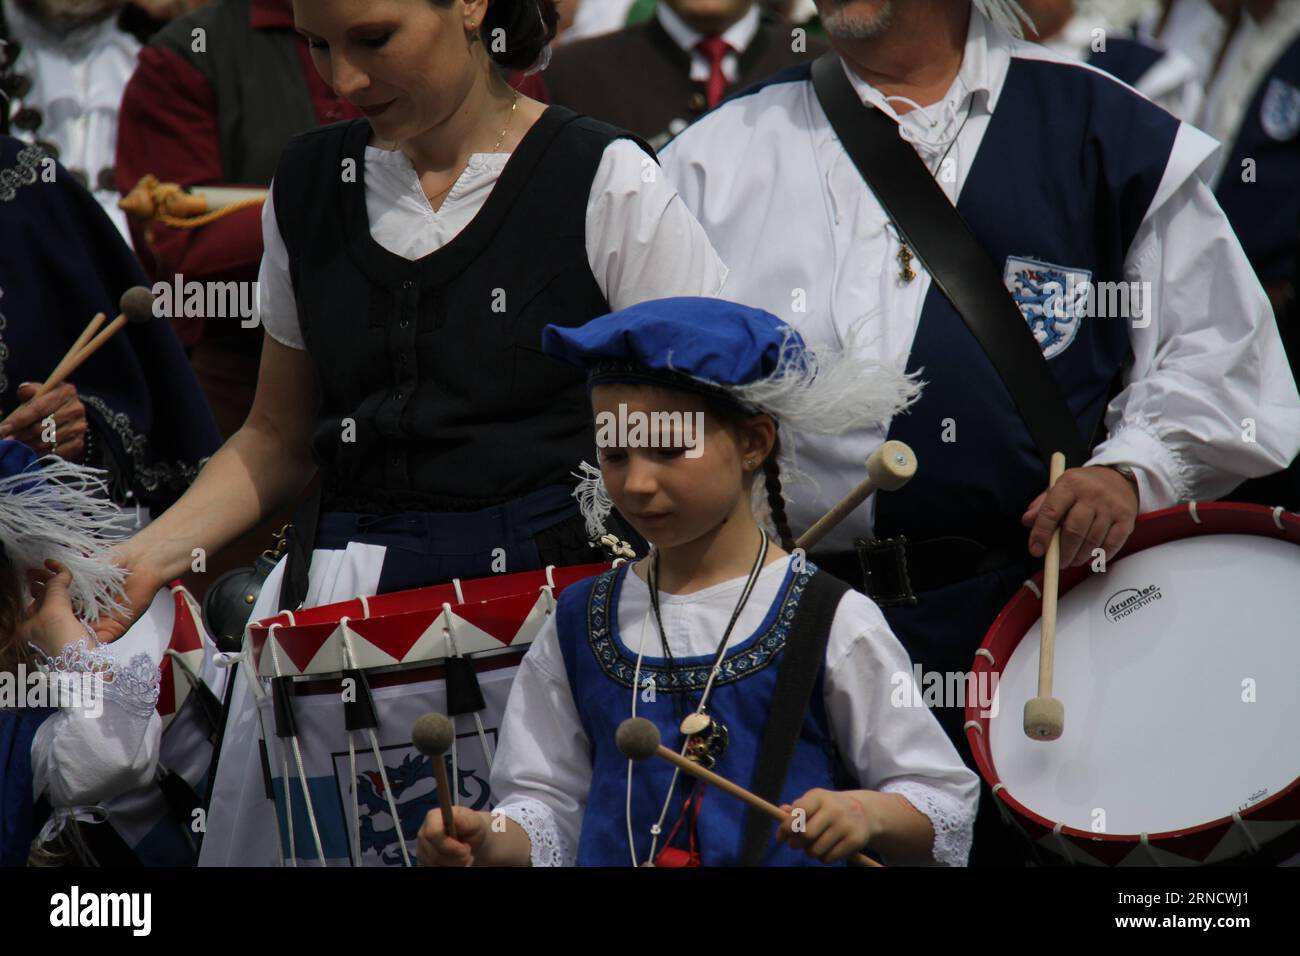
[{"left": 629, "top": 530, "right": 770, "bottom": 866}]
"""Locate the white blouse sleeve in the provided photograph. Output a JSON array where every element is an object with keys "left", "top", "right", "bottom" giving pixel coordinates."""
[
  {"left": 822, "top": 591, "right": 981, "bottom": 866},
  {"left": 490, "top": 615, "right": 592, "bottom": 867},
  {"left": 584, "top": 138, "right": 730, "bottom": 310},
  {"left": 30, "top": 638, "right": 163, "bottom": 809},
  {"left": 256, "top": 184, "right": 307, "bottom": 351}
]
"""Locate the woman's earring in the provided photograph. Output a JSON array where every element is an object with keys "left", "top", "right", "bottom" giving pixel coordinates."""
[{"left": 744, "top": 459, "right": 756, "bottom": 470}]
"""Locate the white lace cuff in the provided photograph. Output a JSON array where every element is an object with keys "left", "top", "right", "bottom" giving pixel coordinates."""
[
  {"left": 33, "top": 639, "right": 161, "bottom": 719},
  {"left": 881, "top": 779, "right": 975, "bottom": 867},
  {"left": 102, "top": 653, "right": 162, "bottom": 719},
  {"left": 495, "top": 797, "right": 574, "bottom": 867}
]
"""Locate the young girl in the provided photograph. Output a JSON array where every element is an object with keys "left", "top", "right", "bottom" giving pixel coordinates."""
[
  {"left": 0, "top": 439, "right": 160, "bottom": 866},
  {"left": 417, "top": 297, "right": 980, "bottom": 867}
]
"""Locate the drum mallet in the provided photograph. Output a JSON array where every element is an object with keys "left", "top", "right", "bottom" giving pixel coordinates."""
[
  {"left": 1024, "top": 451, "right": 1067, "bottom": 742},
  {"left": 615, "top": 718, "right": 883, "bottom": 868},
  {"left": 412, "top": 712, "right": 458, "bottom": 839},
  {"left": 795, "top": 441, "right": 917, "bottom": 553},
  {"left": 36, "top": 286, "right": 157, "bottom": 399}
]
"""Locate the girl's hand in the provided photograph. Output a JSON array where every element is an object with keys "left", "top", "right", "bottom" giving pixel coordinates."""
[
  {"left": 18, "top": 561, "right": 90, "bottom": 656},
  {"left": 777, "top": 788, "right": 876, "bottom": 865},
  {"left": 416, "top": 806, "right": 490, "bottom": 867}
]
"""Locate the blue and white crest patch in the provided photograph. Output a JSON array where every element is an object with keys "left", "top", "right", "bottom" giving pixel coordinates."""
[
  {"left": 1261, "top": 78, "right": 1300, "bottom": 142},
  {"left": 1004, "top": 257, "right": 1091, "bottom": 359}
]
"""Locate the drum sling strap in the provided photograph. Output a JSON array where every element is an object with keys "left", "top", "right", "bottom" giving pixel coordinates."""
[
  {"left": 808, "top": 53, "right": 1109, "bottom": 605},
  {"left": 739, "top": 569, "right": 853, "bottom": 866},
  {"left": 809, "top": 52, "right": 1088, "bottom": 470}
]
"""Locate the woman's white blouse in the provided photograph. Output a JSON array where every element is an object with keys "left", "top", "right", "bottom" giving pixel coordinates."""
[{"left": 258, "top": 137, "right": 729, "bottom": 349}]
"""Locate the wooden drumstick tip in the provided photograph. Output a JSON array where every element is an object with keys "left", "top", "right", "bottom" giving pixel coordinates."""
[
  {"left": 1023, "top": 696, "right": 1064, "bottom": 741},
  {"left": 865, "top": 440, "right": 917, "bottom": 492}
]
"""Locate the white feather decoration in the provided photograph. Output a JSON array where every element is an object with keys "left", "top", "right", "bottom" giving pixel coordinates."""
[
  {"left": 728, "top": 325, "right": 923, "bottom": 437},
  {"left": 0, "top": 455, "right": 132, "bottom": 622},
  {"left": 972, "top": 0, "right": 1037, "bottom": 38},
  {"left": 571, "top": 460, "right": 614, "bottom": 541}
]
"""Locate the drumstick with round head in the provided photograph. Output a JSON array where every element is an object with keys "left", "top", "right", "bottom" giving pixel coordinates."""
[
  {"left": 616, "top": 718, "right": 883, "bottom": 868},
  {"left": 412, "top": 712, "right": 458, "bottom": 839},
  {"left": 795, "top": 440, "right": 917, "bottom": 553},
  {"left": 35, "top": 287, "right": 157, "bottom": 399},
  {"left": 1024, "top": 452, "right": 1068, "bottom": 742}
]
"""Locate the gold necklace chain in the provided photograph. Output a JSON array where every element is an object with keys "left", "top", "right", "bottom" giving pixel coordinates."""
[{"left": 421, "top": 89, "right": 520, "bottom": 205}]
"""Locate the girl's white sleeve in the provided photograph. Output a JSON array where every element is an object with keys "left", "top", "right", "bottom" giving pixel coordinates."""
[
  {"left": 822, "top": 591, "right": 981, "bottom": 866},
  {"left": 31, "top": 639, "right": 162, "bottom": 809},
  {"left": 490, "top": 614, "right": 592, "bottom": 867}
]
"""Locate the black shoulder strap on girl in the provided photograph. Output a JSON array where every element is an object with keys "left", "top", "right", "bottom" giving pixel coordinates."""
[
  {"left": 740, "top": 567, "right": 851, "bottom": 866},
  {"left": 809, "top": 53, "right": 1087, "bottom": 468}
]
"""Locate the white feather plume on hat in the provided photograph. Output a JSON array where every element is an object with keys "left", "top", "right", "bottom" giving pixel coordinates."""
[{"left": 0, "top": 455, "right": 132, "bottom": 622}]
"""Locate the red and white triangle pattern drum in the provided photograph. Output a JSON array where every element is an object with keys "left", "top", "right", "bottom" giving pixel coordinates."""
[
  {"left": 157, "top": 584, "right": 208, "bottom": 731},
  {"left": 967, "top": 503, "right": 1300, "bottom": 866},
  {"left": 247, "top": 562, "right": 612, "bottom": 678}
]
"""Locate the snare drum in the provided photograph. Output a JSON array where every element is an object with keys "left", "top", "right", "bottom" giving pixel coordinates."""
[
  {"left": 966, "top": 502, "right": 1300, "bottom": 866},
  {"left": 245, "top": 562, "right": 612, "bottom": 866}
]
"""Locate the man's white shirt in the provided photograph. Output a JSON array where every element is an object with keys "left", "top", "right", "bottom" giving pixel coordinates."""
[{"left": 661, "top": 9, "right": 1300, "bottom": 553}]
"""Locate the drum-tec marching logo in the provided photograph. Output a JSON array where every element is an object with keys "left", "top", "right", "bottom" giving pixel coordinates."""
[{"left": 1105, "top": 585, "right": 1162, "bottom": 622}]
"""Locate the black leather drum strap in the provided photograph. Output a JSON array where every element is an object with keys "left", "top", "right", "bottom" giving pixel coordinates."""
[
  {"left": 278, "top": 488, "right": 322, "bottom": 612},
  {"left": 740, "top": 569, "right": 851, "bottom": 866},
  {"left": 809, "top": 53, "right": 1087, "bottom": 468}
]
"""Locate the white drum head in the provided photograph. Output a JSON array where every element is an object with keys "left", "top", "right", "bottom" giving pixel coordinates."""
[{"left": 989, "top": 534, "right": 1300, "bottom": 836}]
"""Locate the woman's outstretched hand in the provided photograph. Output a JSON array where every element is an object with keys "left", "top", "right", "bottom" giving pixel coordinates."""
[{"left": 89, "top": 545, "right": 167, "bottom": 643}]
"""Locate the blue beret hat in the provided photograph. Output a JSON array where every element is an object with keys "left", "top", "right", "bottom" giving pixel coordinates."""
[
  {"left": 0, "top": 439, "right": 38, "bottom": 482},
  {"left": 541, "top": 297, "right": 806, "bottom": 395}
]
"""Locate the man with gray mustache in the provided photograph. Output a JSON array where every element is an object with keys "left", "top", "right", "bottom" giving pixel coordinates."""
[{"left": 661, "top": 0, "right": 1300, "bottom": 864}]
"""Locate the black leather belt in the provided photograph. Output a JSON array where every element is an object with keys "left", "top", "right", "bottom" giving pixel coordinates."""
[{"left": 811, "top": 532, "right": 1031, "bottom": 607}]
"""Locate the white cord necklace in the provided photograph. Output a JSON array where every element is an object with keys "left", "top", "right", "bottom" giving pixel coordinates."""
[{"left": 625, "top": 532, "right": 769, "bottom": 866}]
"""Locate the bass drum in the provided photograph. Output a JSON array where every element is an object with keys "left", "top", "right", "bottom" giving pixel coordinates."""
[{"left": 966, "top": 502, "right": 1300, "bottom": 866}]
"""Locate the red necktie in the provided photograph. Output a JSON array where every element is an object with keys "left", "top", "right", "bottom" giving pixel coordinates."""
[{"left": 696, "top": 36, "right": 733, "bottom": 109}]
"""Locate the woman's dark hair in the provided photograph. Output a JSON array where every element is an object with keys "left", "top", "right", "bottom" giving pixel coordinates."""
[{"left": 432, "top": 0, "right": 559, "bottom": 72}]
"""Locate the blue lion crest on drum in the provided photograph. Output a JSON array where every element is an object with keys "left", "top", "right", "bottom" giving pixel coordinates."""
[
  {"left": 1004, "top": 257, "right": 1090, "bottom": 359},
  {"left": 356, "top": 753, "right": 491, "bottom": 865}
]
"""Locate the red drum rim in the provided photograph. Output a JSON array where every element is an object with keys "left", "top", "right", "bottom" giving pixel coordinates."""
[{"left": 966, "top": 502, "right": 1300, "bottom": 862}]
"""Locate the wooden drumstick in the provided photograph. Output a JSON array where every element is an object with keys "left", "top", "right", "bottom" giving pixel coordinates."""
[
  {"left": 412, "top": 712, "right": 458, "bottom": 839},
  {"left": 1024, "top": 451, "right": 1067, "bottom": 742},
  {"left": 616, "top": 718, "right": 883, "bottom": 868},
  {"left": 39, "top": 312, "right": 107, "bottom": 397},
  {"left": 795, "top": 440, "right": 917, "bottom": 553},
  {"left": 35, "top": 287, "right": 156, "bottom": 399}
]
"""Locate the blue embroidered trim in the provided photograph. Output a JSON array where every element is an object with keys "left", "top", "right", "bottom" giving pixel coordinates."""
[{"left": 584, "top": 562, "right": 810, "bottom": 692}]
